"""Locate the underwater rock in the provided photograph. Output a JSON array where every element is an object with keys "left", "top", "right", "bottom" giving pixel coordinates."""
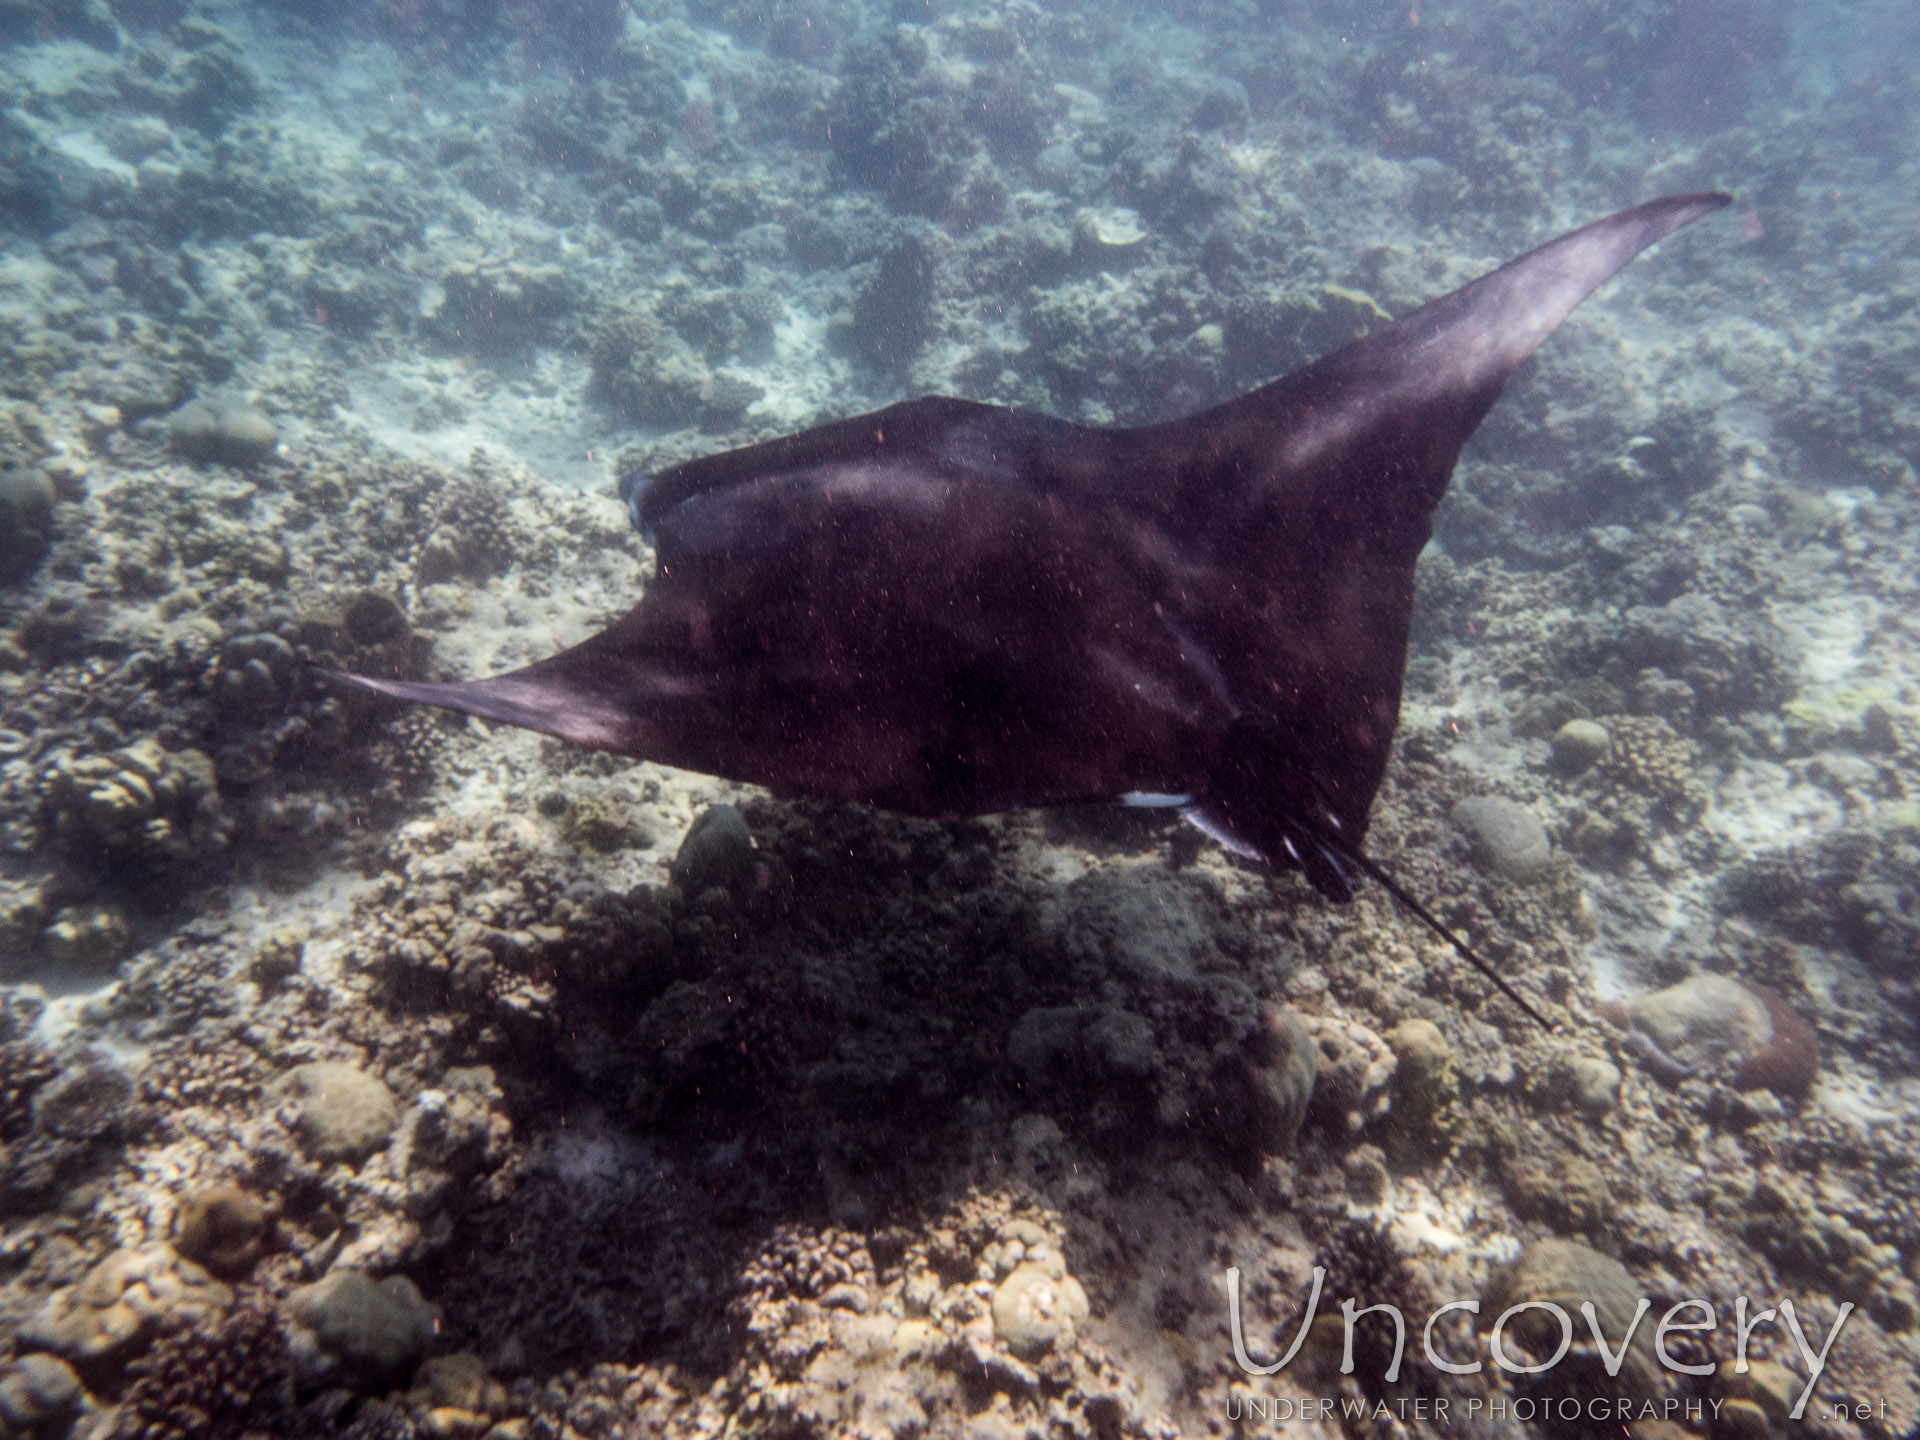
[
  {"left": 1562, "top": 1054, "right": 1622, "bottom": 1116},
  {"left": 1450, "top": 796, "right": 1552, "bottom": 882},
  {"left": 544, "top": 790, "right": 651, "bottom": 853},
  {"left": 167, "top": 395, "right": 278, "bottom": 467},
  {"left": 1550, "top": 719, "right": 1612, "bottom": 775},
  {"left": 990, "top": 1264, "right": 1090, "bottom": 1357},
  {"left": 1716, "top": 1358, "right": 1800, "bottom": 1440},
  {"left": 0, "top": 1036, "right": 57, "bottom": 1140},
  {"left": 343, "top": 590, "right": 409, "bottom": 647},
  {"left": 1502, "top": 1152, "right": 1610, "bottom": 1234},
  {"left": 14, "top": 595, "right": 91, "bottom": 665},
  {"left": 42, "top": 737, "right": 230, "bottom": 869},
  {"left": 828, "top": 29, "right": 964, "bottom": 215},
  {"left": 132, "top": 18, "right": 261, "bottom": 134},
  {"left": 1598, "top": 974, "right": 1818, "bottom": 1096},
  {"left": 38, "top": 903, "right": 132, "bottom": 973},
  {"left": 1384, "top": 1017, "right": 1456, "bottom": 1150},
  {"left": 1385, "top": 1018, "right": 1449, "bottom": 1089},
  {"left": 1598, "top": 714, "right": 1705, "bottom": 820},
  {"left": 31, "top": 1053, "right": 136, "bottom": 1140},
  {"left": 1513, "top": 691, "right": 1593, "bottom": 740},
  {"left": 1075, "top": 205, "right": 1148, "bottom": 256},
  {"left": 297, "top": 591, "right": 430, "bottom": 691},
  {"left": 409, "top": 1351, "right": 507, "bottom": 1424},
  {"left": 1743, "top": 1173, "right": 1918, "bottom": 1331},
  {"left": 588, "top": 310, "right": 709, "bottom": 428},
  {"left": 21, "top": 1244, "right": 232, "bottom": 1381},
  {"left": 1302, "top": 1014, "right": 1395, "bottom": 1132},
  {"left": 1008, "top": 1004, "right": 1153, "bottom": 1083},
  {"left": 1245, "top": 1005, "right": 1319, "bottom": 1155},
  {"left": 0, "top": 1353, "right": 85, "bottom": 1435},
  {"left": 283, "top": 1270, "right": 438, "bottom": 1392},
  {"left": 1482, "top": 1239, "right": 1660, "bottom": 1400},
  {"left": 0, "top": 880, "right": 52, "bottom": 973},
  {"left": 0, "top": 451, "right": 55, "bottom": 585},
  {"left": 671, "top": 803, "right": 756, "bottom": 899},
  {"left": 215, "top": 633, "right": 298, "bottom": 718},
  {"left": 275, "top": 1062, "right": 399, "bottom": 1165},
  {"left": 1009, "top": 996, "right": 1314, "bottom": 1160},
  {"left": 1584, "top": 593, "right": 1796, "bottom": 729},
  {"left": 248, "top": 929, "right": 305, "bottom": 992},
  {"left": 849, "top": 226, "right": 936, "bottom": 374},
  {"left": 395, "top": 1067, "right": 511, "bottom": 1189},
  {"left": 1343, "top": 1144, "right": 1390, "bottom": 1204},
  {"left": 174, "top": 1184, "right": 276, "bottom": 1278},
  {"left": 411, "top": 481, "right": 516, "bottom": 586},
  {"left": 424, "top": 261, "right": 574, "bottom": 354},
  {"left": 115, "top": 1294, "right": 292, "bottom": 1439}
]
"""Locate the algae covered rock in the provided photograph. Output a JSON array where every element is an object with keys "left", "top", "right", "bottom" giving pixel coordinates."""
[
  {"left": 30, "top": 1052, "right": 136, "bottom": 1139},
  {"left": 1550, "top": 718, "right": 1612, "bottom": 775},
  {"left": 1302, "top": 1013, "right": 1395, "bottom": 1132},
  {"left": 1240, "top": 1004, "right": 1318, "bottom": 1155},
  {"left": 175, "top": 1184, "right": 276, "bottom": 1278},
  {"left": 0, "top": 1353, "right": 85, "bottom": 1434},
  {"left": 1482, "top": 1239, "right": 1659, "bottom": 1400},
  {"left": 1502, "top": 1152, "right": 1611, "bottom": 1234},
  {"left": 991, "top": 1264, "right": 1090, "bottom": 1357},
  {"left": 1742, "top": 1172, "right": 1918, "bottom": 1330},
  {"left": 1716, "top": 1357, "right": 1801, "bottom": 1439},
  {"left": 1384, "top": 1017, "right": 1457, "bottom": 1149},
  {"left": 275, "top": 1062, "right": 398, "bottom": 1164},
  {"left": 1451, "top": 795, "right": 1552, "bottom": 882},
  {"left": 982, "top": 1217, "right": 1092, "bottom": 1358},
  {"left": 1008, "top": 997, "right": 1315, "bottom": 1160},
  {"left": 671, "top": 803, "right": 756, "bottom": 898},
  {"left": 1561, "top": 1054, "right": 1622, "bottom": 1116},
  {"left": 1601, "top": 974, "right": 1818, "bottom": 1096},
  {"left": 38, "top": 902, "right": 132, "bottom": 972},
  {"left": 409, "top": 1351, "right": 507, "bottom": 1424},
  {"left": 0, "top": 451, "right": 55, "bottom": 585},
  {"left": 167, "top": 395, "right": 277, "bottom": 467},
  {"left": 215, "top": 632, "right": 299, "bottom": 718},
  {"left": 283, "top": 1270, "right": 438, "bottom": 1391}
]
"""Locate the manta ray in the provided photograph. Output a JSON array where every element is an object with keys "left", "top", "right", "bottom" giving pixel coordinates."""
[{"left": 331, "top": 194, "right": 1730, "bottom": 1026}]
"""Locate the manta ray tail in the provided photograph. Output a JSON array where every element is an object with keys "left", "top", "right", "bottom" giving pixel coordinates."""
[{"left": 1313, "top": 830, "right": 1557, "bottom": 1032}]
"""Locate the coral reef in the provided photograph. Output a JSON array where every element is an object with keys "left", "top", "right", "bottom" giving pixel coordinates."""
[
  {"left": 20, "top": 1245, "right": 232, "bottom": 1383},
  {"left": 282, "top": 1270, "right": 439, "bottom": 1392},
  {"left": 0, "top": 0, "right": 1917, "bottom": 1435},
  {"left": 114, "top": 1294, "right": 291, "bottom": 1439}
]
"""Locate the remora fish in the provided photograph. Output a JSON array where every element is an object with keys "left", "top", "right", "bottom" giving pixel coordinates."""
[{"left": 330, "top": 194, "right": 1730, "bottom": 1025}]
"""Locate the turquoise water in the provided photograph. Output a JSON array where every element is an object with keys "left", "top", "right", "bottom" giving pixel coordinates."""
[{"left": 1, "top": 1, "right": 1917, "bottom": 1435}]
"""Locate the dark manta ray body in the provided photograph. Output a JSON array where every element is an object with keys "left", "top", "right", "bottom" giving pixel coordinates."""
[{"left": 332, "top": 194, "right": 1729, "bottom": 1025}]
